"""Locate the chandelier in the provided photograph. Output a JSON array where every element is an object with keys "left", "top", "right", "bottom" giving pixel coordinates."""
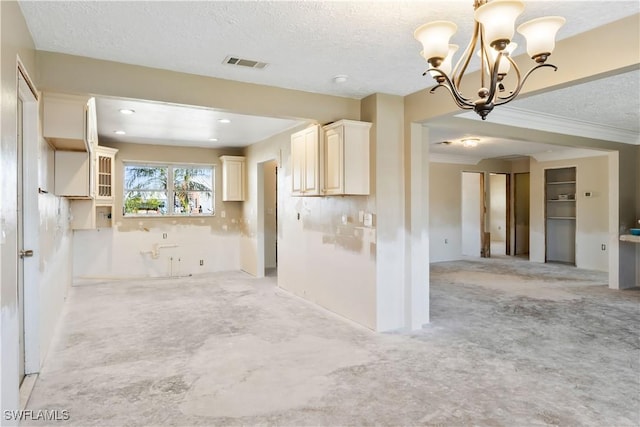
[{"left": 414, "top": 0, "right": 565, "bottom": 120}]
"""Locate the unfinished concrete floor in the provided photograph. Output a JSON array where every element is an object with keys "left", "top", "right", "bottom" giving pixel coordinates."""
[{"left": 26, "top": 258, "right": 639, "bottom": 426}]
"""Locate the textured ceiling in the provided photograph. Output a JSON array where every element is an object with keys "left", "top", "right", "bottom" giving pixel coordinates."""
[
  {"left": 18, "top": 1, "right": 639, "bottom": 99},
  {"left": 18, "top": 1, "right": 639, "bottom": 152},
  {"left": 96, "top": 97, "right": 303, "bottom": 148},
  {"left": 511, "top": 69, "right": 640, "bottom": 133}
]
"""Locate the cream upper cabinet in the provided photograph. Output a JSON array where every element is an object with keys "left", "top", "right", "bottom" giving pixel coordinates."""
[
  {"left": 220, "top": 155, "right": 246, "bottom": 201},
  {"left": 55, "top": 151, "right": 92, "bottom": 198},
  {"left": 43, "top": 92, "right": 97, "bottom": 152},
  {"left": 322, "top": 120, "right": 371, "bottom": 195},
  {"left": 290, "top": 125, "right": 320, "bottom": 196},
  {"left": 95, "top": 146, "right": 118, "bottom": 204}
]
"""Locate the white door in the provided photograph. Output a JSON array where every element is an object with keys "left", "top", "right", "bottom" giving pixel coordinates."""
[
  {"left": 461, "top": 172, "right": 482, "bottom": 257},
  {"left": 17, "top": 68, "right": 39, "bottom": 381}
]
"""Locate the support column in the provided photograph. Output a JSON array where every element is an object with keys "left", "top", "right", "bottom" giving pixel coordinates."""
[{"left": 406, "top": 123, "right": 430, "bottom": 328}]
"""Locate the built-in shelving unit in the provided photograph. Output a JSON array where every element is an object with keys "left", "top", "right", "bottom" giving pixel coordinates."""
[{"left": 545, "top": 167, "right": 576, "bottom": 265}]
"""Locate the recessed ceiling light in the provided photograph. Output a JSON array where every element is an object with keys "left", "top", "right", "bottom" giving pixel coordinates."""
[
  {"left": 114, "top": 130, "right": 126, "bottom": 135},
  {"left": 119, "top": 109, "right": 135, "bottom": 115},
  {"left": 209, "top": 138, "right": 218, "bottom": 142},
  {"left": 218, "top": 119, "right": 231, "bottom": 124},
  {"left": 461, "top": 138, "right": 479, "bottom": 148}
]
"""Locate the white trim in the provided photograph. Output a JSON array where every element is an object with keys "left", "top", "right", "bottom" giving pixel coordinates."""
[
  {"left": 456, "top": 106, "right": 639, "bottom": 145},
  {"left": 531, "top": 148, "right": 610, "bottom": 162}
]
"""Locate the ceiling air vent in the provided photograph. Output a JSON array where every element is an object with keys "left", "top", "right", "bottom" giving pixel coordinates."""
[{"left": 223, "top": 56, "right": 268, "bottom": 69}]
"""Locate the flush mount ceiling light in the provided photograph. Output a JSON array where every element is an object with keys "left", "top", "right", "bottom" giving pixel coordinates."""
[
  {"left": 119, "top": 108, "right": 135, "bottom": 115},
  {"left": 114, "top": 130, "right": 126, "bottom": 135},
  {"left": 218, "top": 119, "right": 231, "bottom": 124},
  {"left": 208, "top": 138, "right": 218, "bottom": 142},
  {"left": 333, "top": 74, "right": 349, "bottom": 84},
  {"left": 414, "top": 0, "right": 565, "bottom": 120},
  {"left": 461, "top": 137, "right": 480, "bottom": 147}
]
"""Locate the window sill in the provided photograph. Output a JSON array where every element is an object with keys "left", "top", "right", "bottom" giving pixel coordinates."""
[{"left": 122, "top": 214, "right": 216, "bottom": 218}]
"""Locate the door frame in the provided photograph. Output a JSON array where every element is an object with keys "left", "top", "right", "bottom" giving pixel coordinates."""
[
  {"left": 513, "top": 172, "right": 530, "bottom": 257},
  {"left": 17, "top": 60, "right": 41, "bottom": 376},
  {"left": 256, "top": 158, "right": 279, "bottom": 278}
]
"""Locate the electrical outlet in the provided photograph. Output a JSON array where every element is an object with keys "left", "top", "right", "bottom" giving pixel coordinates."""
[
  {"left": 162, "top": 233, "right": 167, "bottom": 239},
  {"left": 601, "top": 244, "right": 606, "bottom": 251},
  {"left": 445, "top": 238, "right": 448, "bottom": 244},
  {"left": 200, "top": 260, "right": 204, "bottom": 266}
]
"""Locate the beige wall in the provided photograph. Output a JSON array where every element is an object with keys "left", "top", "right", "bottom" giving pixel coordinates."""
[
  {"left": 74, "top": 141, "right": 245, "bottom": 278},
  {"left": 36, "top": 52, "right": 360, "bottom": 125},
  {"left": 429, "top": 159, "right": 513, "bottom": 262},
  {"left": 1, "top": 0, "right": 73, "bottom": 415},
  {"left": 530, "top": 155, "right": 610, "bottom": 272},
  {"left": 242, "top": 127, "right": 377, "bottom": 329}
]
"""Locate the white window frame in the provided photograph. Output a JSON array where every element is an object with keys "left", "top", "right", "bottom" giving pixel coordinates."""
[{"left": 123, "top": 161, "right": 215, "bottom": 217}]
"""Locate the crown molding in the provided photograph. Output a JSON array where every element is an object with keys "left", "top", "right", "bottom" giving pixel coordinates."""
[
  {"left": 530, "top": 148, "right": 610, "bottom": 162},
  {"left": 456, "top": 107, "right": 639, "bottom": 145}
]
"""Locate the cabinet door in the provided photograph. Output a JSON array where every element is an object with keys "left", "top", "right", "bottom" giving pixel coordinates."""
[
  {"left": 55, "top": 151, "right": 90, "bottom": 197},
  {"left": 96, "top": 154, "right": 113, "bottom": 200},
  {"left": 223, "top": 159, "right": 245, "bottom": 201},
  {"left": 323, "top": 127, "right": 344, "bottom": 195},
  {"left": 303, "top": 128, "right": 320, "bottom": 195},
  {"left": 291, "top": 131, "right": 305, "bottom": 195}
]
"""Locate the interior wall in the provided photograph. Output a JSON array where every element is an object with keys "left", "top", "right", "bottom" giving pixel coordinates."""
[
  {"left": 36, "top": 131, "right": 72, "bottom": 365},
  {"left": 1, "top": 1, "right": 72, "bottom": 418},
  {"left": 73, "top": 141, "right": 244, "bottom": 279},
  {"left": 429, "top": 159, "right": 512, "bottom": 263},
  {"left": 529, "top": 154, "right": 610, "bottom": 272},
  {"left": 242, "top": 127, "right": 377, "bottom": 330},
  {"left": 363, "top": 94, "right": 408, "bottom": 331}
]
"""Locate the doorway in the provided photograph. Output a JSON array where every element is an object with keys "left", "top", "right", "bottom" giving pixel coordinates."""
[
  {"left": 257, "top": 159, "right": 278, "bottom": 277},
  {"left": 263, "top": 160, "right": 278, "bottom": 276},
  {"left": 461, "top": 172, "right": 484, "bottom": 257},
  {"left": 514, "top": 172, "right": 530, "bottom": 257},
  {"left": 489, "top": 173, "right": 510, "bottom": 256}
]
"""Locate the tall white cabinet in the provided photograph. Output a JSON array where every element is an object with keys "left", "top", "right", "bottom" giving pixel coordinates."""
[
  {"left": 290, "top": 125, "right": 321, "bottom": 196},
  {"left": 322, "top": 120, "right": 371, "bottom": 195}
]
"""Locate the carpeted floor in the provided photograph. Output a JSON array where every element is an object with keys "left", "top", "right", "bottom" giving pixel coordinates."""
[{"left": 24, "top": 258, "right": 639, "bottom": 426}]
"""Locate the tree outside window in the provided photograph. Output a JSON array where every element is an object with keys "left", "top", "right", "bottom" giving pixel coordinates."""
[{"left": 124, "top": 163, "right": 214, "bottom": 216}]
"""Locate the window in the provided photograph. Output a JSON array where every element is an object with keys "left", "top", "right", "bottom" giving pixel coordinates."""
[{"left": 123, "top": 163, "right": 214, "bottom": 216}]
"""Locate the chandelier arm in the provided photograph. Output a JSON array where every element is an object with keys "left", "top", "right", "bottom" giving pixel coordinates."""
[
  {"left": 495, "top": 63, "right": 558, "bottom": 106},
  {"left": 427, "top": 68, "right": 475, "bottom": 108},
  {"left": 485, "top": 52, "right": 503, "bottom": 104},
  {"left": 480, "top": 28, "right": 487, "bottom": 89},
  {"left": 496, "top": 56, "right": 522, "bottom": 101},
  {"left": 430, "top": 84, "right": 474, "bottom": 109},
  {"left": 452, "top": 21, "right": 481, "bottom": 88}
]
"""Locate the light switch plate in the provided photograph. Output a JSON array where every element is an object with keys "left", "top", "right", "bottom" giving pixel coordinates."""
[{"left": 364, "top": 213, "right": 373, "bottom": 227}]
